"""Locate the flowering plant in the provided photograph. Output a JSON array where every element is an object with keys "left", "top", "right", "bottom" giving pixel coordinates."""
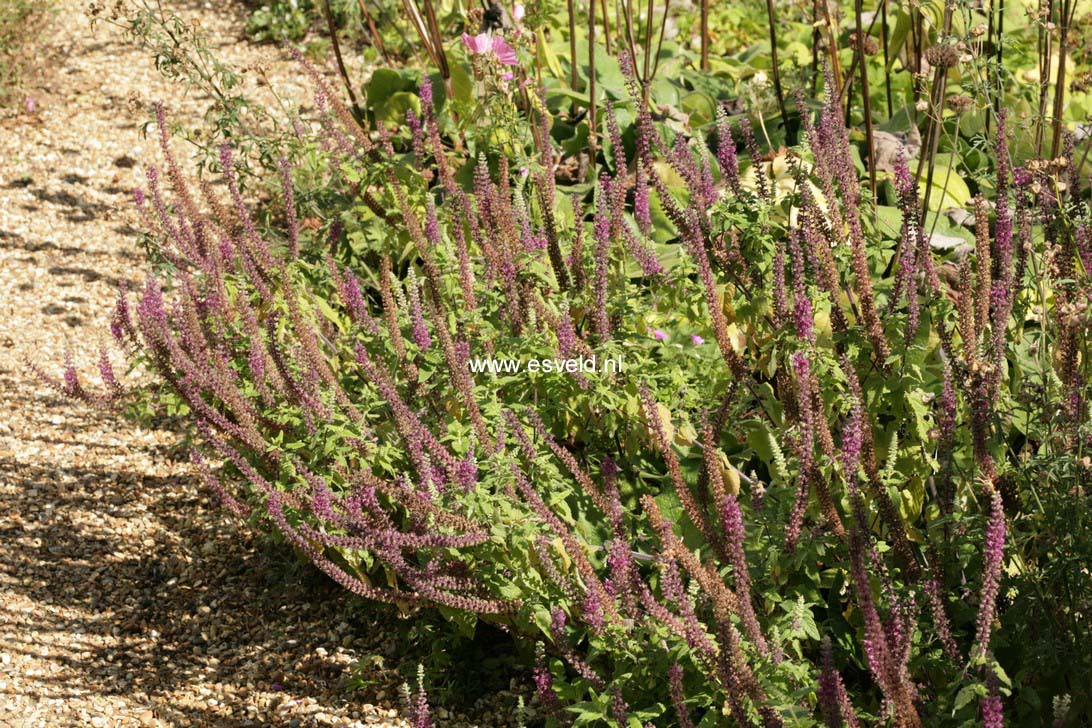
[{"left": 46, "top": 34, "right": 1092, "bottom": 726}]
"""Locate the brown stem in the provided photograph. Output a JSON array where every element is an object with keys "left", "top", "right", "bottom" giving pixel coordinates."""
[
  {"left": 323, "top": 0, "right": 362, "bottom": 118},
  {"left": 589, "top": 0, "right": 598, "bottom": 165},
  {"left": 1050, "top": 0, "right": 1073, "bottom": 158},
  {"left": 854, "top": 0, "right": 876, "bottom": 202},
  {"left": 650, "top": 0, "right": 670, "bottom": 83},
  {"left": 994, "top": 0, "right": 1005, "bottom": 124},
  {"left": 700, "top": 0, "right": 709, "bottom": 70},
  {"left": 420, "top": 0, "right": 450, "bottom": 82},
  {"left": 355, "top": 0, "right": 389, "bottom": 63},
  {"left": 765, "top": 0, "right": 789, "bottom": 139},
  {"left": 567, "top": 0, "right": 578, "bottom": 90},
  {"left": 881, "top": 0, "right": 892, "bottom": 117},
  {"left": 642, "top": 0, "right": 653, "bottom": 84},
  {"left": 601, "top": 0, "right": 612, "bottom": 54},
  {"left": 821, "top": 0, "right": 842, "bottom": 96},
  {"left": 1035, "top": 0, "right": 1052, "bottom": 156},
  {"left": 915, "top": 4, "right": 953, "bottom": 217},
  {"left": 811, "top": 0, "right": 821, "bottom": 94}
]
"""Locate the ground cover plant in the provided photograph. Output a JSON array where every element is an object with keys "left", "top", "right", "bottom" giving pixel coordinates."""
[{"left": 42, "top": 0, "right": 1092, "bottom": 725}]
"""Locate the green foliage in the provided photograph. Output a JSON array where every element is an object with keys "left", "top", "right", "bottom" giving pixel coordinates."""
[{"left": 88, "top": 0, "right": 1092, "bottom": 725}]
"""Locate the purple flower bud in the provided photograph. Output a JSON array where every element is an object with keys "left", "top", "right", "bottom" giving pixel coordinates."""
[
  {"left": 635, "top": 166, "right": 652, "bottom": 235},
  {"left": 582, "top": 591, "right": 605, "bottom": 633},
  {"left": 419, "top": 77, "right": 433, "bottom": 114},
  {"left": 974, "top": 488, "right": 1006, "bottom": 659},
  {"left": 453, "top": 455, "right": 478, "bottom": 491},
  {"left": 982, "top": 673, "right": 1004, "bottom": 728}
]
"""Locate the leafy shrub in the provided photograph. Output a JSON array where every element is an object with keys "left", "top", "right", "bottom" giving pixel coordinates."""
[{"left": 47, "top": 27, "right": 1092, "bottom": 728}]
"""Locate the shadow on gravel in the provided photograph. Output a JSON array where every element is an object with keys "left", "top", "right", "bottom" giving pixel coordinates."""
[{"left": 0, "top": 385, "right": 408, "bottom": 725}]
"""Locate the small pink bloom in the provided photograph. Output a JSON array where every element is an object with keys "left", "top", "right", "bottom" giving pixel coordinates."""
[
  {"left": 24, "top": 96, "right": 37, "bottom": 114},
  {"left": 652, "top": 329, "right": 668, "bottom": 340},
  {"left": 691, "top": 334, "right": 704, "bottom": 345},
  {"left": 503, "top": 72, "right": 514, "bottom": 81},
  {"left": 513, "top": 3, "right": 525, "bottom": 21},
  {"left": 461, "top": 32, "right": 492, "bottom": 54},
  {"left": 492, "top": 37, "right": 518, "bottom": 66}
]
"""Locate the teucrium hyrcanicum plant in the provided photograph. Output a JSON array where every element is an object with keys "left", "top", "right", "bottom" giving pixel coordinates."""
[{"left": 44, "top": 39, "right": 1092, "bottom": 727}]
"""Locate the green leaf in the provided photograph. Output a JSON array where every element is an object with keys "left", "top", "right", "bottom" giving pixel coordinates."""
[
  {"left": 953, "top": 684, "right": 984, "bottom": 713},
  {"left": 537, "top": 28, "right": 565, "bottom": 84},
  {"left": 919, "top": 165, "right": 971, "bottom": 211}
]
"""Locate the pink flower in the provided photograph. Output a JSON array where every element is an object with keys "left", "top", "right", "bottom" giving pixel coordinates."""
[
  {"left": 652, "top": 329, "right": 668, "bottom": 340},
  {"left": 503, "top": 72, "right": 514, "bottom": 81},
  {"left": 513, "top": 3, "right": 525, "bottom": 22},
  {"left": 461, "top": 32, "right": 491, "bottom": 54},
  {"left": 690, "top": 334, "right": 704, "bottom": 345},
  {"left": 491, "top": 37, "right": 518, "bottom": 65},
  {"left": 461, "top": 33, "right": 519, "bottom": 66}
]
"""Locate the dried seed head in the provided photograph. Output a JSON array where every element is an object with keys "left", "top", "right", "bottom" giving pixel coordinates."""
[
  {"left": 925, "top": 42, "right": 961, "bottom": 69},
  {"left": 851, "top": 33, "right": 879, "bottom": 55},
  {"left": 947, "top": 95, "right": 975, "bottom": 114}
]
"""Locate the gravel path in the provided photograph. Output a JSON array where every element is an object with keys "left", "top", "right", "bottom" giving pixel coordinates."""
[{"left": 0, "top": 3, "right": 417, "bottom": 726}]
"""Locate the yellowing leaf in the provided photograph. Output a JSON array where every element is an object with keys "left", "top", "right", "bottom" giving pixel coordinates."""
[
  {"left": 674, "top": 421, "right": 698, "bottom": 447},
  {"left": 536, "top": 27, "right": 565, "bottom": 83},
  {"left": 719, "top": 452, "right": 741, "bottom": 496},
  {"left": 919, "top": 165, "right": 971, "bottom": 211},
  {"left": 656, "top": 402, "right": 675, "bottom": 445}
]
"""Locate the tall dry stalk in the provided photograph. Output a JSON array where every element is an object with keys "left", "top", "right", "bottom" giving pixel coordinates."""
[
  {"left": 323, "top": 0, "right": 362, "bottom": 117},
  {"left": 1050, "top": 0, "right": 1076, "bottom": 158},
  {"left": 854, "top": 0, "right": 876, "bottom": 201},
  {"left": 700, "top": 0, "right": 709, "bottom": 70},
  {"left": 764, "top": 0, "right": 789, "bottom": 142}
]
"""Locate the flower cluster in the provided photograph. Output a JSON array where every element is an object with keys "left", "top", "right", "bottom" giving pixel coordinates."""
[{"left": 43, "top": 39, "right": 1092, "bottom": 726}]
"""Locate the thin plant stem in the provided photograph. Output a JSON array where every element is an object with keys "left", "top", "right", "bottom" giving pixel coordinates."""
[
  {"left": 650, "top": 0, "right": 670, "bottom": 83},
  {"left": 355, "top": 0, "right": 390, "bottom": 63},
  {"left": 420, "top": 0, "right": 449, "bottom": 81},
  {"left": 994, "top": 0, "right": 1005, "bottom": 124},
  {"left": 601, "top": 0, "right": 612, "bottom": 55},
  {"left": 323, "top": 0, "right": 362, "bottom": 118},
  {"left": 916, "top": 4, "right": 954, "bottom": 217},
  {"left": 622, "top": 0, "right": 638, "bottom": 68},
  {"left": 1050, "top": 0, "right": 1074, "bottom": 158},
  {"left": 764, "top": 0, "right": 790, "bottom": 143},
  {"left": 854, "top": 0, "right": 876, "bottom": 202},
  {"left": 567, "top": 0, "right": 578, "bottom": 90},
  {"left": 700, "top": 0, "right": 709, "bottom": 71},
  {"left": 642, "top": 0, "right": 654, "bottom": 85},
  {"left": 919, "top": 71, "right": 950, "bottom": 217},
  {"left": 589, "top": 0, "right": 598, "bottom": 165},
  {"left": 1035, "top": 0, "right": 1052, "bottom": 156},
  {"left": 821, "top": 0, "right": 842, "bottom": 96},
  {"left": 881, "top": 0, "right": 892, "bottom": 117}
]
